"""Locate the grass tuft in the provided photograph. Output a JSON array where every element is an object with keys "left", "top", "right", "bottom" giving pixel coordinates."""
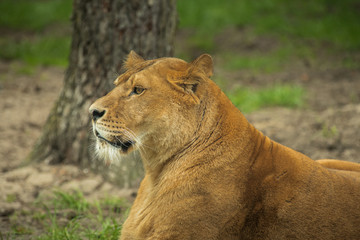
[
  {"left": 321, "top": 123, "right": 339, "bottom": 138},
  {"left": 228, "top": 84, "right": 305, "bottom": 113},
  {"left": 52, "top": 190, "right": 90, "bottom": 212},
  {"left": 0, "top": 36, "right": 70, "bottom": 67},
  {"left": 222, "top": 50, "right": 287, "bottom": 73},
  {"left": 4, "top": 190, "right": 129, "bottom": 240}
]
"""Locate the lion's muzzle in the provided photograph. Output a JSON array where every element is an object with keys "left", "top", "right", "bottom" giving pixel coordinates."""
[{"left": 89, "top": 106, "right": 106, "bottom": 122}]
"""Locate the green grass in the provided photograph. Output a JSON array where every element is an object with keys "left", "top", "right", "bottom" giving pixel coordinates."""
[
  {"left": 6, "top": 194, "right": 17, "bottom": 203},
  {"left": 1, "top": 0, "right": 359, "bottom": 69},
  {"left": 227, "top": 85, "right": 305, "bottom": 113},
  {"left": 178, "top": 0, "right": 360, "bottom": 51},
  {"left": 321, "top": 123, "right": 339, "bottom": 139},
  {"left": 5, "top": 190, "right": 129, "bottom": 240},
  {"left": 37, "top": 190, "right": 126, "bottom": 240},
  {"left": 0, "top": 0, "right": 72, "bottom": 67},
  {"left": 221, "top": 47, "right": 291, "bottom": 73},
  {"left": 0, "top": 36, "right": 71, "bottom": 67},
  {"left": 51, "top": 190, "right": 90, "bottom": 212},
  {"left": 0, "top": 0, "right": 72, "bottom": 31},
  {"left": 220, "top": 42, "right": 317, "bottom": 73}
]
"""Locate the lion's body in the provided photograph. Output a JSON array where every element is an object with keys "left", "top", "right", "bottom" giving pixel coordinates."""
[{"left": 89, "top": 52, "right": 360, "bottom": 239}]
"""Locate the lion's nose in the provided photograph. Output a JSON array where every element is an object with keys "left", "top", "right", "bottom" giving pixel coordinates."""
[{"left": 89, "top": 106, "right": 106, "bottom": 122}]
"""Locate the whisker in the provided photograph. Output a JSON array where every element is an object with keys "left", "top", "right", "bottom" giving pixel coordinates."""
[
  {"left": 123, "top": 127, "right": 153, "bottom": 152},
  {"left": 122, "top": 127, "right": 147, "bottom": 153}
]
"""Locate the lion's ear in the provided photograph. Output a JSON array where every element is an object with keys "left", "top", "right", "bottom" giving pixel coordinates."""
[
  {"left": 125, "top": 50, "right": 145, "bottom": 69},
  {"left": 190, "top": 54, "right": 213, "bottom": 78},
  {"left": 168, "top": 54, "right": 214, "bottom": 104}
]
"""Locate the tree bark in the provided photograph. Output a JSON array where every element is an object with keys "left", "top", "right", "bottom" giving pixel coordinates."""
[{"left": 27, "top": 0, "right": 177, "bottom": 188}]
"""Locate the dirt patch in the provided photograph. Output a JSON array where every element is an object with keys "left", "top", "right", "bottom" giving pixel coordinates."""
[
  {"left": 247, "top": 105, "right": 360, "bottom": 162},
  {"left": 0, "top": 62, "right": 63, "bottom": 171}
]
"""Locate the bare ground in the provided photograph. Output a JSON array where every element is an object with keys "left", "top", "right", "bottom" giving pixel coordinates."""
[{"left": 0, "top": 41, "right": 359, "bottom": 237}]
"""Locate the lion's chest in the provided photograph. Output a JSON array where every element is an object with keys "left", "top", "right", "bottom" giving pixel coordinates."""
[{"left": 120, "top": 175, "right": 247, "bottom": 239}]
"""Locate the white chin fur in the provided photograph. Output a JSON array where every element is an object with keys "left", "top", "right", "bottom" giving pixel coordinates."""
[{"left": 95, "top": 139, "right": 123, "bottom": 164}]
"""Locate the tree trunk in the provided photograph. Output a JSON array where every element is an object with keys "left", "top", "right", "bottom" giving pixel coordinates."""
[{"left": 27, "top": 0, "right": 177, "bottom": 188}]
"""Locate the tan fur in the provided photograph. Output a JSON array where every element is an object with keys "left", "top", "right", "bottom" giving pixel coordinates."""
[{"left": 89, "top": 52, "right": 360, "bottom": 240}]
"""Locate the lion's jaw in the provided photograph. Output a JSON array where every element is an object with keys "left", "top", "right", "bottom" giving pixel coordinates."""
[
  {"left": 89, "top": 52, "right": 213, "bottom": 170},
  {"left": 92, "top": 122, "right": 138, "bottom": 161}
]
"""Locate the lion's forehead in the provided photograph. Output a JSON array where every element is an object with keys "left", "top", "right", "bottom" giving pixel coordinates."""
[{"left": 115, "top": 58, "right": 188, "bottom": 85}]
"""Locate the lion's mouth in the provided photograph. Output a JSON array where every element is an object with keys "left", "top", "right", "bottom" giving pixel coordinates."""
[{"left": 95, "top": 130, "right": 134, "bottom": 153}]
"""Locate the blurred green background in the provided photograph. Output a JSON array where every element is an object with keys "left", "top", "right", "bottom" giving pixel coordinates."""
[{"left": 0, "top": 0, "right": 359, "bottom": 112}]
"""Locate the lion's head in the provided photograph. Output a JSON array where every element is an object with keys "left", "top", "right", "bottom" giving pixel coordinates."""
[{"left": 89, "top": 51, "right": 215, "bottom": 168}]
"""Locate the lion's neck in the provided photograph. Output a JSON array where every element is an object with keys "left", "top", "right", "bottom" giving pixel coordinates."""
[
  {"left": 140, "top": 89, "right": 260, "bottom": 184},
  {"left": 138, "top": 82, "right": 308, "bottom": 186},
  {"left": 244, "top": 117, "right": 316, "bottom": 203}
]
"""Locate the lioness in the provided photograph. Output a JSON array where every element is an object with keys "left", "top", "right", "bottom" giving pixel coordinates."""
[{"left": 89, "top": 51, "right": 360, "bottom": 239}]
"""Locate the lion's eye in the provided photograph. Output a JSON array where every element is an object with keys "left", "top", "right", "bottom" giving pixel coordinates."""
[{"left": 131, "top": 86, "right": 145, "bottom": 96}]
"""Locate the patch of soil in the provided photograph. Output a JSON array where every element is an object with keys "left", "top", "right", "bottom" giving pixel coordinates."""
[
  {"left": 247, "top": 105, "right": 360, "bottom": 162},
  {"left": 0, "top": 62, "right": 64, "bottom": 171}
]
